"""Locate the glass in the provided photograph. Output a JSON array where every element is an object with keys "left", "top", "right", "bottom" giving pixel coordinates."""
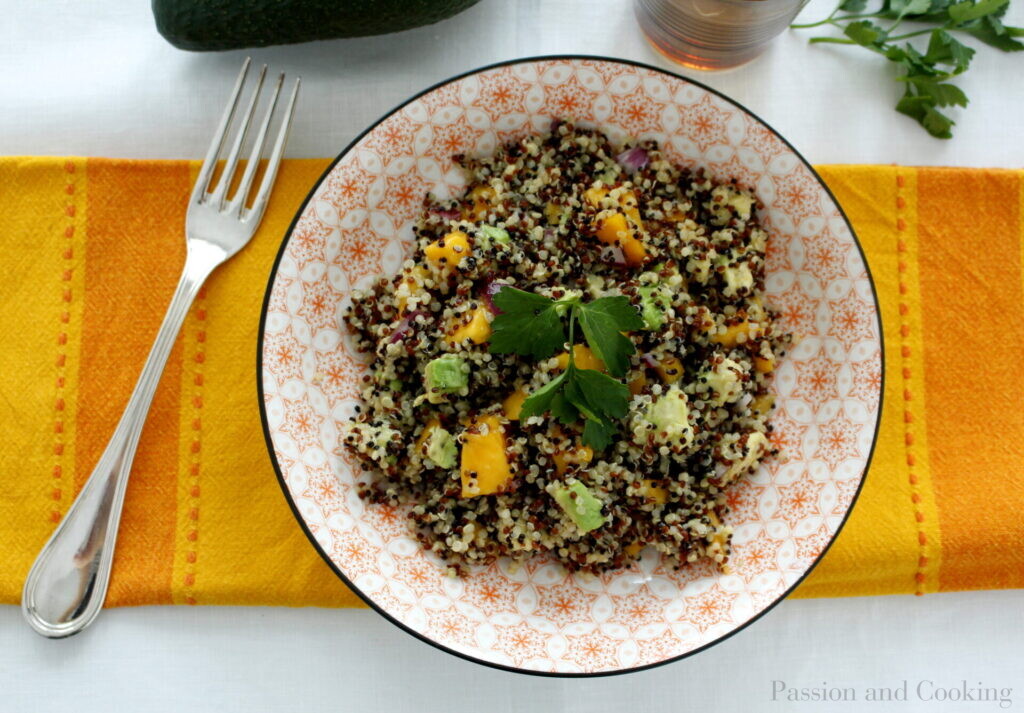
[{"left": 635, "top": 0, "right": 811, "bottom": 71}]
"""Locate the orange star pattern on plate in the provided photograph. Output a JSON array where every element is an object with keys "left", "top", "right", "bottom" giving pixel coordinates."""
[
  {"left": 608, "top": 586, "right": 665, "bottom": 630},
  {"left": 314, "top": 348, "right": 363, "bottom": 401},
  {"left": 493, "top": 620, "right": 551, "bottom": 667},
  {"left": 636, "top": 629, "right": 686, "bottom": 665},
  {"left": 791, "top": 348, "right": 841, "bottom": 413},
  {"left": 384, "top": 173, "right": 429, "bottom": 224},
  {"left": 533, "top": 580, "right": 598, "bottom": 628},
  {"left": 330, "top": 527, "right": 381, "bottom": 578},
  {"left": 543, "top": 75, "right": 595, "bottom": 122},
  {"left": 725, "top": 480, "right": 768, "bottom": 526},
  {"left": 288, "top": 214, "right": 332, "bottom": 270},
  {"left": 299, "top": 273, "right": 343, "bottom": 332},
  {"left": 731, "top": 529, "right": 784, "bottom": 580},
  {"left": 814, "top": 409, "right": 864, "bottom": 470},
  {"left": 427, "top": 116, "right": 486, "bottom": 162},
  {"left": 681, "top": 584, "right": 737, "bottom": 634},
  {"left": 850, "top": 354, "right": 882, "bottom": 410},
  {"left": 478, "top": 71, "right": 529, "bottom": 119},
  {"left": 363, "top": 113, "right": 417, "bottom": 164},
  {"left": 828, "top": 290, "right": 877, "bottom": 350},
  {"left": 741, "top": 116, "right": 789, "bottom": 165},
  {"left": 772, "top": 475, "right": 825, "bottom": 529},
  {"left": 303, "top": 463, "right": 343, "bottom": 516},
  {"left": 770, "top": 168, "right": 820, "bottom": 226},
  {"left": 676, "top": 95, "right": 732, "bottom": 153},
  {"left": 334, "top": 222, "right": 384, "bottom": 284},
  {"left": 321, "top": 163, "right": 370, "bottom": 214},
  {"left": 832, "top": 475, "right": 863, "bottom": 516},
  {"left": 281, "top": 397, "right": 325, "bottom": 451},
  {"left": 612, "top": 84, "right": 667, "bottom": 138},
  {"left": 564, "top": 630, "right": 621, "bottom": 671},
  {"left": 767, "top": 407, "right": 810, "bottom": 459},
  {"left": 264, "top": 329, "right": 304, "bottom": 382},
  {"left": 394, "top": 556, "right": 443, "bottom": 598},
  {"left": 794, "top": 522, "right": 833, "bottom": 564},
  {"left": 804, "top": 229, "right": 852, "bottom": 285},
  {"left": 427, "top": 608, "right": 477, "bottom": 648},
  {"left": 461, "top": 567, "right": 523, "bottom": 614},
  {"left": 772, "top": 281, "right": 819, "bottom": 337}
]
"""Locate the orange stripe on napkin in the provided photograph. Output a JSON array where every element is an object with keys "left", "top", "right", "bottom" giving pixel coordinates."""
[
  {"left": 917, "top": 168, "right": 1024, "bottom": 592},
  {"left": 80, "top": 160, "right": 191, "bottom": 606}
]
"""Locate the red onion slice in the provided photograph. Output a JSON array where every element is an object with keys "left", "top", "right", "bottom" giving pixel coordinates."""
[
  {"left": 600, "top": 244, "right": 627, "bottom": 266},
  {"left": 616, "top": 146, "right": 649, "bottom": 172},
  {"left": 483, "top": 281, "right": 506, "bottom": 314},
  {"left": 428, "top": 205, "right": 461, "bottom": 221},
  {"left": 388, "top": 310, "right": 426, "bottom": 343}
]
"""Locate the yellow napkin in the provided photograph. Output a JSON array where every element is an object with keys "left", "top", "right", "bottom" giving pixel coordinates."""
[{"left": 1, "top": 158, "right": 1022, "bottom": 607}]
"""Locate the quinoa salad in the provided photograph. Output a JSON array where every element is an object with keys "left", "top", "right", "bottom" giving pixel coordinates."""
[{"left": 341, "top": 121, "right": 788, "bottom": 576}]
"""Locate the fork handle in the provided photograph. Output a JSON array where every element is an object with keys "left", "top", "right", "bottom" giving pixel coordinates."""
[{"left": 22, "top": 242, "right": 224, "bottom": 638}]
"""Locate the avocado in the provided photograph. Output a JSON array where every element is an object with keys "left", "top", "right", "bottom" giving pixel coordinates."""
[
  {"left": 645, "top": 386, "right": 694, "bottom": 447},
  {"left": 425, "top": 426, "right": 457, "bottom": 469},
  {"left": 702, "top": 358, "right": 746, "bottom": 405},
  {"left": 478, "top": 225, "right": 510, "bottom": 248},
  {"left": 638, "top": 284, "right": 671, "bottom": 330},
  {"left": 424, "top": 354, "right": 467, "bottom": 402},
  {"left": 552, "top": 480, "right": 605, "bottom": 533},
  {"left": 153, "top": 0, "right": 482, "bottom": 51}
]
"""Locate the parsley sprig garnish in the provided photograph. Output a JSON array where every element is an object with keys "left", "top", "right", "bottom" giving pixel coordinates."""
[
  {"left": 792, "top": 0, "right": 1024, "bottom": 138},
  {"left": 489, "top": 287, "right": 644, "bottom": 450}
]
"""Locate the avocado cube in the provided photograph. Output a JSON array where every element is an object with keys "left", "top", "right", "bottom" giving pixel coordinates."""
[
  {"left": 426, "top": 426, "right": 457, "bottom": 469},
  {"left": 478, "top": 225, "right": 510, "bottom": 248},
  {"left": 552, "top": 480, "right": 605, "bottom": 533},
  {"left": 425, "top": 355, "right": 468, "bottom": 395},
  {"left": 638, "top": 284, "right": 670, "bottom": 330}
]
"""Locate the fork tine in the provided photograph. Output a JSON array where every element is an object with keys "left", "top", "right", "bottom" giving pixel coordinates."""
[
  {"left": 191, "top": 57, "right": 251, "bottom": 204},
  {"left": 229, "top": 72, "right": 284, "bottom": 216},
  {"left": 210, "top": 64, "right": 267, "bottom": 210},
  {"left": 245, "top": 76, "right": 300, "bottom": 224}
]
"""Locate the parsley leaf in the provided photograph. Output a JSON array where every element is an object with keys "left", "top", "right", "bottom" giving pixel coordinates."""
[
  {"left": 794, "top": 0, "right": 1024, "bottom": 138},
  {"left": 518, "top": 369, "right": 568, "bottom": 421},
  {"left": 582, "top": 418, "right": 616, "bottom": 451},
  {"left": 492, "top": 289, "right": 640, "bottom": 449},
  {"left": 925, "top": 29, "right": 975, "bottom": 70},
  {"left": 947, "top": 0, "right": 1008, "bottom": 23},
  {"left": 550, "top": 391, "right": 580, "bottom": 425},
  {"left": 489, "top": 288, "right": 565, "bottom": 359},
  {"left": 575, "top": 296, "right": 644, "bottom": 377},
  {"left": 966, "top": 15, "right": 1024, "bottom": 50},
  {"left": 571, "top": 368, "right": 632, "bottom": 420},
  {"left": 519, "top": 366, "right": 627, "bottom": 450},
  {"left": 844, "top": 19, "right": 888, "bottom": 45}
]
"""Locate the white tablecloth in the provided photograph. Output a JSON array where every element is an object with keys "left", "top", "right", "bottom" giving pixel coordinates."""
[{"left": 2, "top": 0, "right": 1022, "bottom": 710}]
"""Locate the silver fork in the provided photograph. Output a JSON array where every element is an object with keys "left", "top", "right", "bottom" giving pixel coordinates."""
[{"left": 21, "top": 58, "right": 300, "bottom": 638}]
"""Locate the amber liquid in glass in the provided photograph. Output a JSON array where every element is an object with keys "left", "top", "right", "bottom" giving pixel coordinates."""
[{"left": 636, "top": 0, "right": 810, "bottom": 70}]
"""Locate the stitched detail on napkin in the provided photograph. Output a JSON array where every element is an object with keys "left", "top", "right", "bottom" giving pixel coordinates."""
[
  {"left": 49, "top": 161, "right": 78, "bottom": 524},
  {"left": 182, "top": 292, "right": 207, "bottom": 606},
  {"left": 896, "top": 172, "right": 929, "bottom": 597}
]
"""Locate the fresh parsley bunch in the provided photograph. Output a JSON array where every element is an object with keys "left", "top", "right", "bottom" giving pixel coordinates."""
[
  {"left": 489, "top": 287, "right": 644, "bottom": 450},
  {"left": 793, "top": 0, "right": 1024, "bottom": 138}
]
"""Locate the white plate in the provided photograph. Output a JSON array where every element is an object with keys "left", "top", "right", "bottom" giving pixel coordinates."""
[{"left": 258, "top": 55, "right": 883, "bottom": 676}]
